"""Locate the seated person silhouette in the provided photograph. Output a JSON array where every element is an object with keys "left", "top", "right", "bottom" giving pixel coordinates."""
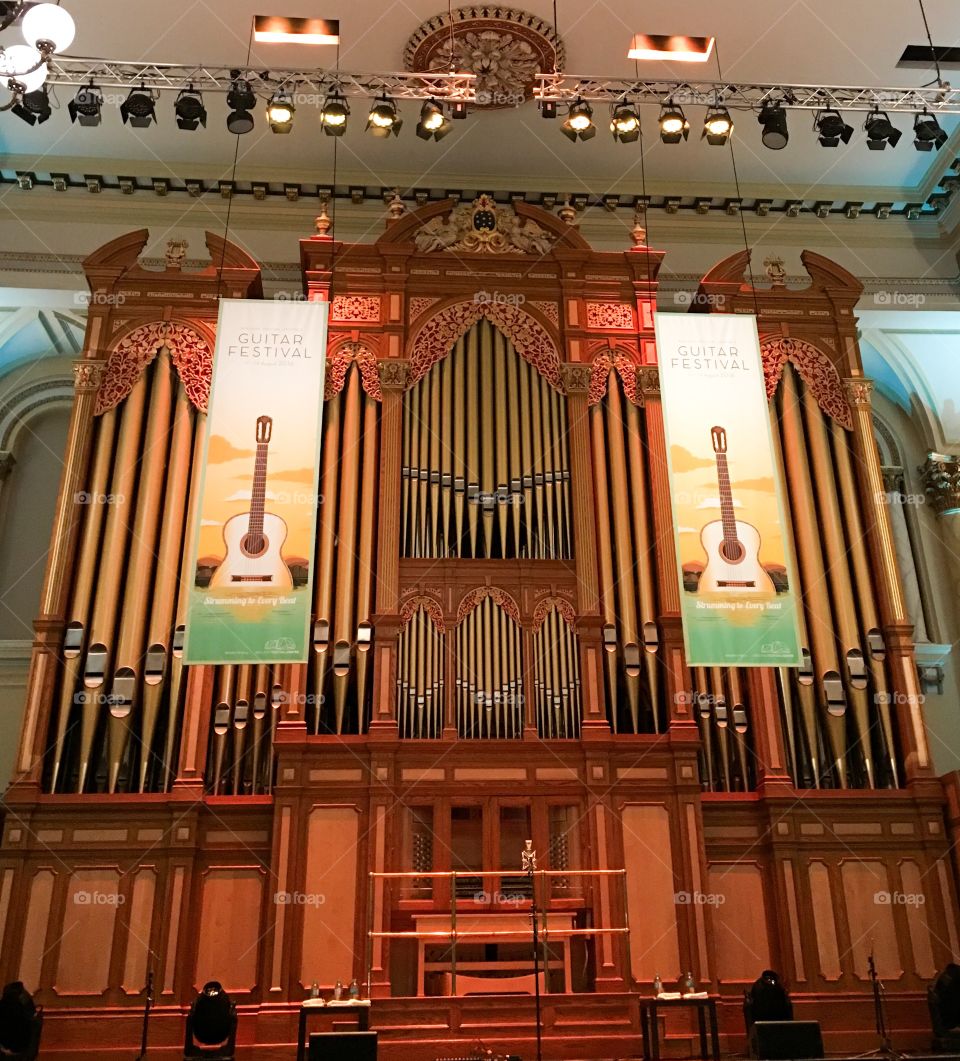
[
  {"left": 0, "top": 981, "right": 40, "bottom": 1059},
  {"left": 929, "top": 963, "right": 960, "bottom": 1047},
  {"left": 744, "top": 970, "right": 793, "bottom": 1029},
  {"left": 185, "top": 981, "right": 236, "bottom": 1058}
]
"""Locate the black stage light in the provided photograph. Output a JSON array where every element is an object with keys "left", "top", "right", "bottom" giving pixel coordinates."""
[
  {"left": 12, "top": 86, "right": 50, "bottom": 125},
  {"left": 561, "top": 98, "right": 595, "bottom": 141},
  {"left": 68, "top": 85, "right": 103, "bottom": 126},
  {"left": 267, "top": 92, "right": 295, "bottom": 133},
  {"left": 815, "top": 109, "right": 852, "bottom": 147},
  {"left": 539, "top": 98, "right": 556, "bottom": 119},
  {"left": 610, "top": 102, "right": 640, "bottom": 143},
  {"left": 864, "top": 109, "right": 901, "bottom": 150},
  {"left": 914, "top": 111, "right": 947, "bottom": 151},
  {"left": 703, "top": 105, "right": 733, "bottom": 145},
  {"left": 186, "top": 981, "right": 236, "bottom": 1054},
  {"left": 175, "top": 87, "right": 206, "bottom": 131},
  {"left": 366, "top": 96, "right": 402, "bottom": 137},
  {"left": 0, "top": 981, "right": 40, "bottom": 1057},
  {"left": 658, "top": 102, "right": 689, "bottom": 143},
  {"left": 320, "top": 92, "right": 349, "bottom": 136},
  {"left": 121, "top": 85, "right": 157, "bottom": 127},
  {"left": 758, "top": 101, "right": 788, "bottom": 149},
  {"left": 226, "top": 76, "right": 256, "bottom": 134},
  {"left": 416, "top": 99, "right": 451, "bottom": 141}
]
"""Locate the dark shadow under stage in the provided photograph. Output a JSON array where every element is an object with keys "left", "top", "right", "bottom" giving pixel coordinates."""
[{"left": 32, "top": 990, "right": 942, "bottom": 1060}]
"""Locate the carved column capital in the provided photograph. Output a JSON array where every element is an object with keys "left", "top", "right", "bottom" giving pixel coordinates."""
[
  {"left": 377, "top": 359, "right": 410, "bottom": 391},
  {"left": 560, "top": 362, "right": 591, "bottom": 394},
  {"left": 73, "top": 359, "right": 104, "bottom": 393},
  {"left": 844, "top": 378, "right": 874, "bottom": 406},
  {"left": 920, "top": 451, "right": 960, "bottom": 517},
  {"left": 637, "top": 364, "right": 661, "bottom": 399}
]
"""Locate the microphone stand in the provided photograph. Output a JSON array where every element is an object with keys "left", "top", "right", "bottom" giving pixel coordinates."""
[
  {"left": 522, "top": 840, "right": 543, "bottom": 1061},
  {"left": 858, "top": 951, "right": 904, "bottom": 1060},
  {"left": 135, "top": 969, "right": 154, "bottom": 1060}
]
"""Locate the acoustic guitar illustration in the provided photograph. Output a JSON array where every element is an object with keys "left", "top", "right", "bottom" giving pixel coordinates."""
[
  {"left": 210, "top": 415, "right": 293, "bottom": 591},
  {"left": 698, "top": 425, "right": 775, "bottom": 594}
]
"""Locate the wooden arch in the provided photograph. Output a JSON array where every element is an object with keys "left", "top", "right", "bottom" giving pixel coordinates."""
[
  {"left": 761, "top": 335, "right": 853, "bottom": 429},
  {"left": 455, "top": 587, "right": 521, "bottom": 626}
]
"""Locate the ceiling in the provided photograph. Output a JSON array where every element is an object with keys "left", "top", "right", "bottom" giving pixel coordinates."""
[{"left": 2, "top": 0, "right": 960, "bottom": 205}]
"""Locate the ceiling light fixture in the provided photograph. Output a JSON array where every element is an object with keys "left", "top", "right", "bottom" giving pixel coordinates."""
[
  {"left": 610, "top": 102, "right": 640, "bottom": 143},
  {"left": 815, "top": 109, "right": 853, "bottom": 147},
  {"left": 226, "top": 75, "right": 256, "bottom": 134},
  {"left": 561, "top": 98, "right": 595, "bottom": 141},
  {"left": 627, "top": 34, "right": 715, "bottom": 62},
  {"left": 367, "top": 96, "right": 402, "bottom": 137},
  {"left": 253, "top": 15, "right": 339, "bottom": 44},
  {"left": 120, "top": 85, "right": 157, "bottom": 127},
  {"left": 913, "top": 110, "right": 947, "bottom": 151},
  {"left": 174, "top": 87, "right": 206, "bottom": 130},
  {"left": 266, "top": 92, "right": 295, "bottom": 133},
  {"left": 0, "top": 44, "right": 46, "bottom": 92},
  {"left": 864, "top": 109, "right": 901, "bottom": 150},
  {"left": 320, "top": 91, "right": 349, "bottom": 135},
  {"left": 68, "top": 84, "right": 102, "bottom": 126},
  {"left": 416, "top": 99, "right": 451, "bottom": 141},
  {"left": 758, "top": 101, "right": 788, "bottom": 149},
  {"left": 658, "top": 101, "right": 689, "bottom": 143},
  {"left": 702, "top": 105, "right": 732, "bottom": 145},
  {"left": 21, "top": 3, "right": 75, "bottom": 54}
]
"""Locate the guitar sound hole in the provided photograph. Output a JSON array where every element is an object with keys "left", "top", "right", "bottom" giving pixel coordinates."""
[
  {"left": 241, "top": 533, "right": 268, "bottom": 558},
  {"left": 720, "top": 540, "right": 745, "bottom": 563}
]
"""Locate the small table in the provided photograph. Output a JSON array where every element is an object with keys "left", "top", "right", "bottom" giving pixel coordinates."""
[
  {"left": 639, "top": 996, "right": 720, "bottom": 1061},
  {"left": 297, "top": 999, "right": 371, "bottom": 1061}
]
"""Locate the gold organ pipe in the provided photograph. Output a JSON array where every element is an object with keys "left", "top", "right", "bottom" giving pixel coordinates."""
[
  {"left": 421, "top": 610, "right": 431, "bottom": 738},
  {"left": 605, "top": 378, "right": 641, "bottom": 733},
  {"left": 539, "top": 374, "right": 557, "bottom": 557},
  {"left": 494, "top": 331, "right": 510, "bottom": 554},
  {"left": 53, "top": 408, "right": 117, "bottom": 792},
  {"left": 529, "top": 362, "right": 546, "bottom": 559},
  {"left": 441, "top": 352, "right": 453, "bottom": 555},
  {"left": 519, "top": 357, "right": 534, "bottom": 558},
  {"left": 779, "top": 368, "right": 847, "bottom": 787},
  {"left": 109, "top": 352, "right": 174, "bottom": 792},
  {"left": 333, "top": 369, "right": 362, "bottom": 734},
  {"left": 398, "top": 618, "right": 408, "bottom": 736},
  {"left": 231, "top": 664, "right": 252, "bottom": 794},
  {"left": 453, "top": 338, "right": 467, "bottom": 556},
  {"left": 589, "top": 402, "right": 620, "bottom": 731},
  {"left": 480, "top": 332, "right": 496, "bottom": 557},
  {"left": 802, "top": 390, "right": 873, "bottom": 786},
  {"left": 417, "top": 375, "right": 430, "bottom": 555},
  {"left": 506, "top": 341, "right": 523, "bottom": 558},
  {"left": 830, "top": 420, "right": 898, "bottom": 787},
  {"left": 466, "top": 330, "right": 480, "bottom": 556},
  {"left": 212, "top": 665, "right": 234, "bottom": 794},
  {"left": 354, "top": 395, "right": 379, "bottom": 730},
  {"left": 481, "top": 601, "right": 492, "bottom": 737},
  {"left": 710, "top": 667, "right": 730, "bottom": 791},
  {"left": 251, "top": 663, "right": 269, "bottom": 789},
  {"left": 694, "top": 667, "right": 715, "bottom": 790},
  {"left": 314, "top": 391, "right": 342, "bottom": 648},
  {"left": 140, "top": 383, "right": 193, "bottom": 792},
  {"left": 727, "top": 669, "right": 749, "bottom": 790},
  {"left": 429, "top": 363, "right": 441, "bottom": 555},
  {"left": 407, "top": 381, "right": 422, "bottom": 556},
  {"left": 401, "top": 378, "right": 413, "bottom": 556}
]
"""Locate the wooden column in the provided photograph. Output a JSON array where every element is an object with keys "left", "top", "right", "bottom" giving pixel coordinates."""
[{"left": 12, "top": 359, "right": 101, "bottom": 792}]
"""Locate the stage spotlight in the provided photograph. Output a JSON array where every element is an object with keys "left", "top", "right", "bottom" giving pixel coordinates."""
[
  {"left": 610, "top": 103, "right": 641, "bottom": 143},
  {"left": 12, "top": 86, "right": 51, "bottom": 125},
  {"left": 658, "top": 102, "right": 689, "bottom": 143},
  {"left": 186, "top": 981, "right": 236, "bottom": 1056},
  {"left": 121, "top": 85, "right": 157, "bottom": 127},
  {"left": 320, "top": 92, "right": 349, "bottom": 135},
  {"left": 68, "top": 85, "right": 103, "bottom": 127},
  {"left": 561, "top": 98, "right": 595, "bottom": 142},
  {"left": 267, "top": 93, "right": 295, "bottom": 133},
  {"left": 864, "top": 109, "right": 901, "bottom": 150},
  {"left": 914, "top": 111, "right": 947, "bottom": 151},
  {"left": 175, "top": 87, "right": 206, "bottom": 131},
  {"left": 702, "top": 105, "right": 733, "bottom": 145},
  {"left": 226, "top": 76, "right": 256, "bottom": 134},
  {"left": 758, "top": 102, "right": 788, "bottom": 149},
  {"left": 815, "top": 109, "right": 852, "bottom": 147},
  {"left": 416, "top": 99, "right": 451, "bottom": 141},
  {"left": 539, "top": 99, "right": 557, "bottom": 119},
  {"left": 367, "top": 96, "right": 402, "bottom": 136}
]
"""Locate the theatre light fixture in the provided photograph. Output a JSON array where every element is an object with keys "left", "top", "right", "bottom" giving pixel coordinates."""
[
  {"left": 815, "top": 109, "right": 853, "bottom": 146},
  {"left": 367, "top": 95, "right": 401, "bottom": 136},
  {"left": 913, "top": 111, "right": 947, "bottom": 150},
  {"left": 610, "top": 102, "right": 641, "bottom": 142},
  {"left": 561, "top": 98, "right": 595, "bottom": 141},
  {"left": 175, "top": 87, "right": 206, "bottom": 130},
  {"left": 702, "top": 105, "right": 733, "bottom": 145},
  {"left": 68, "top": 84, "right": 103, "bottom": 126},
  {"left": 658, "top": 102, "right": 689, "bottom": 143},
  {"left": 226, "top": 76, "right": 256, "bottom": 134},
  {"left": 320, "top": 91, "right": 349, "bottom": 135},
  {"left": 11, "top": 84, "right": 49, "bottom": 123},
  {"left": 120, "top": 85, "right": 157, "bottom": 127},
  {"left": 416, "top": 99, "right": 451, "bottom": 140},
  {"left": 864, "top": 109, "right": 901, "bottom": 150},
  {"left": 758, "top": 101, "right": 788, "bottom": 149},
  {"left": 266, "top": 92, "right": 295, "bottom": 132}
]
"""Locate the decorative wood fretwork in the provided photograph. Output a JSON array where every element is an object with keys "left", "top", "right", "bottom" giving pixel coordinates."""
[
  {"left": 588, "top": 352, "right": 641, "bottom": 406},
  {"left": 531, "top": 300, "right": 560, "bottom": 327},
  {"left": 532, "top": 595, "right": 577, "bottom": 631},
  {"left": 409, "top": 297, "right": 439, "bottom": 322},
  {"left": 585, "top": 302, "right": 634, "bottom": 331},
  {"left": 326, "top": 343, "right": 382, "bottom": 401},
  {"left": 96, "top": 321, "right": 212, "bottom": 414},
  {"left": 408, "top": 301, "right": 563, "bottom": 392},
  {"left": 400, "top": 594, "right": 446, "bottom": 633},
  {"left": 455, "top": 586, "right": 521, "bottom": 626},
  {"left": 378, "top": 359, "right": 410, "bottom": 391},
  {"left": 331, "top": 295, "right": 381, "bottom": 323},
  {"left": 761, "top": 335, "right": 853, "bottom": 430}
]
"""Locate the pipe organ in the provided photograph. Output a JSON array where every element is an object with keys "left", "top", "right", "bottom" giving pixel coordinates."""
[{"left": 1, "top": 208, "right": 957, "bottom": 1060}]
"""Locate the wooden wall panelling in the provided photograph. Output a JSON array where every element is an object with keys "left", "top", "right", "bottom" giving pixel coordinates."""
[
  {"left": 55, "top": 866, "right": 123, "bottom": 996},
  {"left": 839, "top": 859, "right": 901, "bottom": 981},
  {"left": 706, "top": 862, "right": 772, "bottom": 984},
  {"left": 193, "top": 865, "right": 267, "bottom": 994}
]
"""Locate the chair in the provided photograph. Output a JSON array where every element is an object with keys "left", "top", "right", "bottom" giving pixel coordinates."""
[
  {"left": 0, "top": 982, "right": 43, "bottom": 1061},
  {"left": 184, "top": 981, "right": 237, "bottom": 1060},
  {"left": 929, "top": 964, "right": 960, "bottom": 1052}
]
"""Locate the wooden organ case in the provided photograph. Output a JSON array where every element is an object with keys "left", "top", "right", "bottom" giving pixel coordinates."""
[{"left": 0, "top": 201, "right": 957, "bottom": 1060}]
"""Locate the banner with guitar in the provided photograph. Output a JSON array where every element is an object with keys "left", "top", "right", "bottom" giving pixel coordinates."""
[
  {"left": 184, "top": 299, "right": 328, "bottom": 664},
  {"left": 654, "top": 312, "right": 802, "bottom": 666}
]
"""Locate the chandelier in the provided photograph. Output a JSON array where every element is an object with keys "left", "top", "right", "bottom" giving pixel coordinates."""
[{"left": 0, "top": 1, "right": 75, "bottom": 107}]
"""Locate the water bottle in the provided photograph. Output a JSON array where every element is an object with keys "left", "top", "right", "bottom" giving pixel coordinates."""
[
  {"left": 334, "top": 980, "right": 343, "bottom": 1000},
  {"left": 310, "top": 981, "right": 319, "bottom": 999},
  {"left": 683, "top": 970, "right": 696, "bottom": 994},
  {"left": 349, "top": 978, "right": 360, "bottom": 1000},
  {"left": 653, "top": 973, "right": 662, "bottom": 996}
]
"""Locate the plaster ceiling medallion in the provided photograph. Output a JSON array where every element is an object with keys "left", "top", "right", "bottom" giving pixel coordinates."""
[{"left": 404, "top": 6, "right": 564, "bottom": 106}]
